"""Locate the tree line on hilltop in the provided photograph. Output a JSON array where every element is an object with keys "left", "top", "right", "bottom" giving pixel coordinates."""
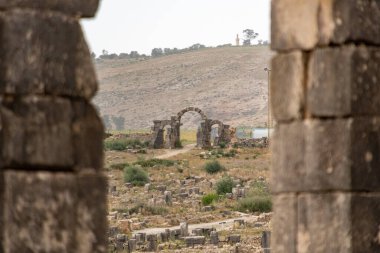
[{"left": 93, "top": 29, "right": 268, "bottom": 61}]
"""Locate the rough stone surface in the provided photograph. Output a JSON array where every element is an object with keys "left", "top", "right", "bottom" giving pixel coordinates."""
[
  {"left": 72, "top": 101, "right": 104, "bottom": 170},
  {"left": 272, "top": 194, "right": 297, "bottom": 253},
  {"left": 297, "top": 193, "right": 380, "bottom": 253},
  {"left": 273, "top": 118, "right": 380, "bottom": 192},
  {"left": 307, "top": 46, "right": 380, "bottom": 117},
  {"left": 0, "top": 10, "right": 98, "bottom": 99},
  {"left": 297, "top": 193, "right": 351, "bottom": 253},
  {"left": 304, "top": 119, "right": 352, "bottom": 190},
  {"left": 272, "top": 0, "right": 380, "bottom": 50},
  {"left": 0, "top": 0, "right": 100, "bottom": 17},
  {"left": 271, "top": 51, "right": 305, "bottom": 121},
  {"left": 271, "top": 0, "right": 320, "bottom": 50},
  {"left": 0, "top": 96, "right": 73, "bottom": 169},
  {"left": 2, "top": 171, "right": 77, "bottom": 253},
  {"left": 271, "top": 121, "right": 305, "bottom": 193},
  {"left": 351, "top": 194, "right": 380, "bottom": 252}
]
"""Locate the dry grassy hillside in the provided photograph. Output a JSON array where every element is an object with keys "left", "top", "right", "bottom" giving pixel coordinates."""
[{"left": 94, "top": 46, "right": 273, "bottom": 129}]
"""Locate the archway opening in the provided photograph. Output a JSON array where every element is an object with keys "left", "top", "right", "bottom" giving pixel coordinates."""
[
  {"left": 179, "top": 111, "right": 204, "bottom": 147},
  {"left": 211, "top": 124, "right": 221, "bottom": 147},
  {"left": 163, "top": 125, "right": 172, "bottom": 148}
]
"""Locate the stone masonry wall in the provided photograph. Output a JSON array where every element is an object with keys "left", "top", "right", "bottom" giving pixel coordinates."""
[
  {"left": 271, "top": 1, "right": 380, "bottom": 252},
  {"left": 0, "top": 1, "right": 107, "bottom": 253}
]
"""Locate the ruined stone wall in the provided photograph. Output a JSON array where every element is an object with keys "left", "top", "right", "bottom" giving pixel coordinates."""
[
  {"left": 0, "top": 1, "right": 107, "bottom": 252},
  {"left": 271, "top": 1, "right": 380, "bottom": 252}
]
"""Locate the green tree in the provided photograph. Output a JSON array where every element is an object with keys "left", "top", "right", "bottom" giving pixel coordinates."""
[
  {"left": 243, "top": 29, "right": 259, "bottom": 45},
  {"left": 151, "top": 48, "right": 163, "bottom": 57}
]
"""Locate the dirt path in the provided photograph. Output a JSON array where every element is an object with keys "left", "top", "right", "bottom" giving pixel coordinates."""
[
  {"left": 154, "top": 144, "right": 196, "bottom": 159},
  {"left": 132, "top": 213, "right": 257, "bottom": 235}
]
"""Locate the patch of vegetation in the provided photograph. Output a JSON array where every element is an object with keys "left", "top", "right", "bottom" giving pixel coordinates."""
[
  {"left": 123, "top": 165, "right": 150, "bottom": 186},
  {"left": 236, "top": 179, "right": 272, "bottom": 213},
  {"left": 134, "top": 158, "right": 175, "bottom": 168},
  {"left": 174, "top": 140, "right": 183, "bottom": 148},
  {"left": 215, "top": 176, "right": 235, "bottom": 195},
  {"left": 127, "top": 203, "right": 168, "bottom": 215},
  {"left": 201, "top": 193, "right": 219, "bottom": 206},
  {"left": 219, "top": 142, "right": 227, "bottom": 148},
  {"left": 207, "top": 149, "right": 238, "bottom": 159},
  {"left": 204, "top": 160, "right": 225, "bottom": 174},
  {"left": 144, "top": 205, "right": 169, "bottom": 215},
  {"left": 109, "top": 162, "right": 129, "bottom": 170},
  {"left": 236, "top": 196, "right": 272, "bottom": 213},
  {"left": 104, "top": 138, "right": 147, "bottom": 151}
]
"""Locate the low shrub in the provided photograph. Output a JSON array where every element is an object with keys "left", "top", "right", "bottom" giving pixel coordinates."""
[
  {"left": 224, "top": 149, "right": 237, "bottom": 158},
  {"left": 201, "top": 193, "right": 219, "bottom": 206},
  {"left": 123, "top": 165, "right": 150, "bottom": 186},
  {"left": 219, "top": 142, "right": 227, "bottom": 148},
  {"left": 236, "top": 196, "right": 272, "bottom": 213},
  {"left": 174, "top": 140, "right": 183, "bottom": 148},
  {"left": 204, "top": 160, "right": 225, "bottom": 174},
  {"left": 215, "top": 176, "right": 235, "bottom": 195},
  {"left": 104, "top": 138, "right": 147, "bottom": 151},
  {"left": 134, "top": 158, "right": 175, "bottom": 168},
  {"left": 109, "top": 162, "right": 129, "bottom": 170},
  {"left": 144, "top": 205, "right": 168, "bottom": 215}
]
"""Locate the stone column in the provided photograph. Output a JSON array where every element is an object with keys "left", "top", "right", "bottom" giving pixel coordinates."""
[
  {"left": 271, "top": 1, "right": 380, "bottom": 253},
  {"left": 0, "top": 1, "right": 107, "bottom": 253}
]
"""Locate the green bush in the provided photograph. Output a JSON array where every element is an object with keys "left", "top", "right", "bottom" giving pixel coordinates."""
[
  {"left": 224, "top": 149, "right": 237, "bottom": 157},
  {"left": 134, "top": 158, "right": 175, "bottom": 168},
  {"left": 250, "top": 180, "right": 270, "bottom": 196},
  {"left": 104, "top": 139, "right": 147, "bottom": 151},
  {"left": 236, "top": 196, "right": 272, "bottom": 213},
  {"left": 201, "top": 193, "right": 219, "bottom": 206},
  {"left": 109, "top": 162, "right": 129, "bottom": 170},
  {"left": 123, "top": 165, "right": 150, "bottom": 186},
  {"left": 215, "top": 176, "right": 235, "bottom": 195},
  {"left": 219, "top": 142, "right": 227, "bottom": 148},
  {"left": 204, "top": 160, "right": 225, "bottom": 174},
  {"left": 175, "top": 140, "right": 183, "bottom": 148}
]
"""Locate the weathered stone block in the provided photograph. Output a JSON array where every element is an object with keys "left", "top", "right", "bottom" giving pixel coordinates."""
[
  {"left": 307, "top": 46, "right": 380, "bottom": 117},
  {"left": 2, "top": 171, "right": 77, "bottom": 253},
  {"left": 272, "top": 194, "right": 297, "bottom": 253},
  {"left": 271, "top": 0, "right": 320, "bottom": 50},
  {"left": 273, "top": 118, "right": 380, "bottom": 192},
  {"left": 72, "top": 101, "right": 104, "bottom": 170},
  {"left": 297, "top": 193, "right": 351, "bottom": 253},
  {"left": 304, "top": 119, "right": 352, "bottom": 190},
  {"left": 298, "top": 193, "right": 380, "bottom": 253},
  {"left": 0, "top": 0, "right": 99, "bottom": 17},
  {"left": 271, "top": 121, "right": 306, "bottom": 192},
  {"left": 76, "top": 171, "right": 108, "bottom": 253},
  {"left": 184, "top": 236, "right": 205, "bottom": 247},
  {"left": 351, "top": 194, "right": 380, "bottom": 252},
  {"left": 0, "top": 96, "right": 73, "bottom": 168},
  {"left": 0, "top": 10, "right": 98, "bottom": 99},
  {"left": 271, "top": 51, "right": 305, "bottom": 121},
  {"left": 272, "top": 0, "right": 380, "bottom": 50}
]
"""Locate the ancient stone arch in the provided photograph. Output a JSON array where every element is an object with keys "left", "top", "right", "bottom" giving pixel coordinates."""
[
  {"left": 150, "top": 108, "right": 231, "bottom": 149},
  {"left": 176, "top": 107, "right": 208, "bottom": 121}
]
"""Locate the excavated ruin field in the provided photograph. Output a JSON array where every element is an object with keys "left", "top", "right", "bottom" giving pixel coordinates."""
[{"left": 105, "top": 141, "right": 272, "bottom": 252}]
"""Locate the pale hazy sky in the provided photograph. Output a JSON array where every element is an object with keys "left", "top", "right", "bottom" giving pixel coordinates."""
[{"left": 82, "top": 0, "right": 271, "bottom": 56}]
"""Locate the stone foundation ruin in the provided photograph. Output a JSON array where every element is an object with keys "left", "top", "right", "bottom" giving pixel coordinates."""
[{"left": 150, "top": 107, "right": 231, "bottom": 149}]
